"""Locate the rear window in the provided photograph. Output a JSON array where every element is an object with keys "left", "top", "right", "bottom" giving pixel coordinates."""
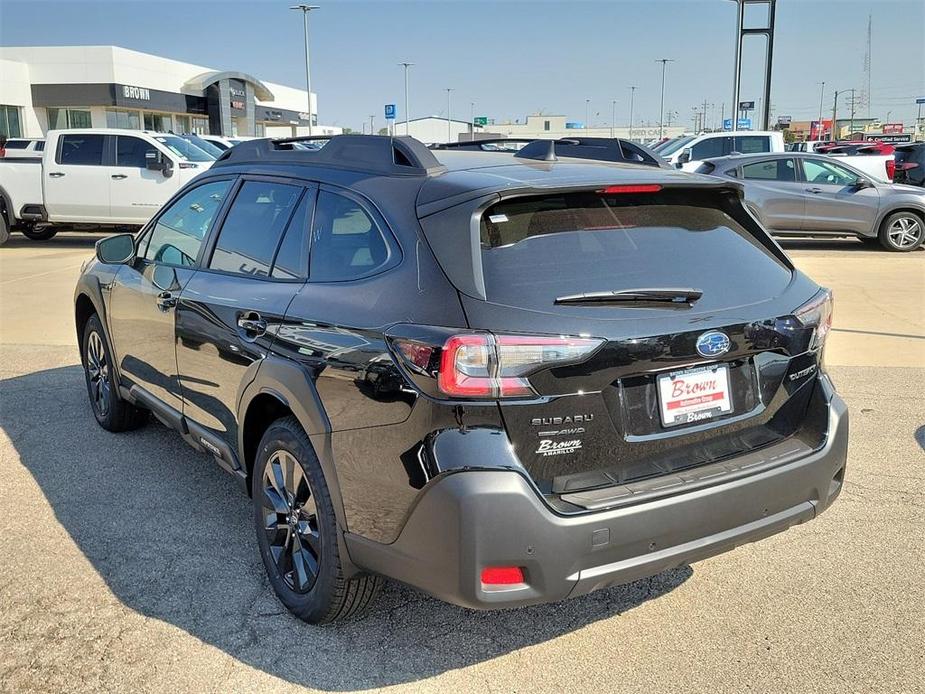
[
  {"left": 477, "top": 190, "right": 791, "bottom": 312},
  {"left": 4, "top": 140, "right": 29, "bottom": 149}
]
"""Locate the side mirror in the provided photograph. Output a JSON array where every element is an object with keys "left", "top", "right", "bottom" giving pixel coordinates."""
[
  {"left": 95, "top": 233, "right": 136, "bottom": 265},
  {"left": 677, "top": 148, "right": 692, "bottom": 165},
  {"left": 161, "top": 157, "right": 174, "bottom": 179},
  {"left": 854, "top": 178, "right": 874, "bottom": 190},
  {"left": 144, "top": 149, "right": 162, "bottom": 171}
]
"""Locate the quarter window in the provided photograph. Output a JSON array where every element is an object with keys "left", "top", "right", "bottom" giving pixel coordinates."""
[
  {"left": 58, "top": 134, "right": 105, "bottom": 166},
  {"left": 742, "top": 159, "right": 796, "bottom": 182},
  {"left": 144, "top": 180, "right": 232, "bottom": 266},
  {"left": 309, "top": 191, "right": 393, "bottom": 282},
  {"left": 271, "top": 190, "right": 314, "bottom": 280},
  {"left": 116, "top": 136, "right": 156, "bottom": 168},
  {"left": 209, "top": 181, "right": 303, "bottom": 277}
]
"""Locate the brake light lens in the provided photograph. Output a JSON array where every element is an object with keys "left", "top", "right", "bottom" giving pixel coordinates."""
[
  {"left": 480, "top": 566, "right": 525, "bottom": 585},
  {"left": 794, "top": 289, "right": 834, "bottom": 351},
  {"left": 437, "top": 333, "right": 603, "bottom": 399},
  {"left": 598, "top": 184, "right": 662, "bottom": 194},
  {"left": 886, "top": 160, "right": 896, "bottom": 179}
]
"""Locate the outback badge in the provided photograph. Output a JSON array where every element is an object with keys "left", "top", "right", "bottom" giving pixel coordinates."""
[{"left": 696, "top": 330, "right": 731, "bottom": 358}]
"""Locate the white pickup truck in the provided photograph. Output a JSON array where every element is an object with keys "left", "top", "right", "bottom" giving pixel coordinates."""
[{"left": 0, "top": 129, "right": 214, "bottom": 245}]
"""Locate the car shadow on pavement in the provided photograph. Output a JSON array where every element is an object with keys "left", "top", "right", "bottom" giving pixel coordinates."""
[{"left": 0, "top": 364, "right": 692, "bottom": 690}]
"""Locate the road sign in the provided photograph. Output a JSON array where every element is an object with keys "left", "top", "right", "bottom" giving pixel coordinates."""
[
  {"left": 739, "top": 100, "right": 755, "bottom": 110},
  {"left": 723, "top": 118, "right": 752, "bottom": 130},
  {"left": 916, "top": 97, "right": 925, "bottom": 104},
  {"left": 384, "top": 104, "right": 396, "bottom": 120},
  {"left": 474, "top": 116, "right": 488, "bottom": 126},
  {"left": 777, "top": 115, "right": 792, "bottom": 125}
]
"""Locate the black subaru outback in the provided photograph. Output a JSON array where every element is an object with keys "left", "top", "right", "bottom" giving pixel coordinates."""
[{"left": 74, "top": 135, "right": 847, "bottom": 624}]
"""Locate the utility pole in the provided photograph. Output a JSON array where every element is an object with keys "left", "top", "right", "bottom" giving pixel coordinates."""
[
  {"left": 611, "top": 99, "right": 617, "bottom": 138},
  {"left": 445, "top": 88, "right": 453, "bottom": 142},
  {"left": 817, "top": 81, "right": 825, "bottom": 138},
  {"left": 290, "top": 4, "right": 320, "bottom": 137},
  {"left": 399, "top": 62, "right": 413, "bottom": 136},
  {"left": 656, "top": 58, "right": 674, "bottom": 139},
  {"left": 628, "top": 86, "right": 637, "bottom": 139},
  {"left": 702, "top": 98, "right": 709, "bottom": 132}
]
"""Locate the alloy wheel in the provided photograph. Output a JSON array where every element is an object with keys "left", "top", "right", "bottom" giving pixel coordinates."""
[
  {"left": 888, "top": 215, "right": 923, "bottom": 250},
  {"left": 261, "top": 449, "right": 322, "bottom": 593},
  {"left": 86, "top": 331, "right": 111, "bottom": 417}
]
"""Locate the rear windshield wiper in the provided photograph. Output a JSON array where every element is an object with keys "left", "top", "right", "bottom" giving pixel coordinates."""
[{"left": 554, "top": 288, "right": 703, "bottom": 305}]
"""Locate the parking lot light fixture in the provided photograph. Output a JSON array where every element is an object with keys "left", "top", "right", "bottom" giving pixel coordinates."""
[
  {"left": 290, "top": 4, "right": 320, "bottom": 137},
  {"left": 446, "top": 88, "right": 453, "bottom": 142},
  {"left": 399, "top": 62, "right": 414, "bottom": 136},
  {"left": 656, "top": 59, "right": 674, "bottom": 140},
  {"left": 628, "top": 86, "right": 637, "bottom": 139}
]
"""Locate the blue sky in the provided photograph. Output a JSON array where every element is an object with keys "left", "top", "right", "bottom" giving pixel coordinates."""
[{"left": 1, "top": 0, "right": 922, "bottom": 131}]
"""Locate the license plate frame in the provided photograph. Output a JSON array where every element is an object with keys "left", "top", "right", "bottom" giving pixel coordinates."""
[{"left": 657, "top": 364, "right": 733, "bottom": 428}]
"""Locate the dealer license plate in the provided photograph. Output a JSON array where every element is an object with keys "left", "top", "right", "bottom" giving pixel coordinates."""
[{"left": 657, "top": 364, "right": 733, "bottom": 427}]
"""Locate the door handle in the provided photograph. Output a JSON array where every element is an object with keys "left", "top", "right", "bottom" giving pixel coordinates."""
[
  {"left": 237, "top": 313, "right": 267, "bottom": 337},
  {"left": 111, "top": 174, "right": 128, "bottom": 180},
  {"left": 805, "top": 187, "right": 823, "bottom": 194},
  {"left": 48, "top": 172, "right": 65, "bottom": 178},
  {"left": 156, "top": 291, "right": 177, "bottom": 311}
]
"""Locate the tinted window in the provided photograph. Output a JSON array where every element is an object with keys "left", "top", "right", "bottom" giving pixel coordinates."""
[
  {"left": 209, "top": 181, "right": 302, "bottom": 277},
  {"left": 691, "top": 136, "right": 730, "bottom": 160},
  {"left": 309, "top": 191, "right": 392, "bottom": 282},
  {"left": 742, "top": 158, "right": 796, "bottom": 182},
  {"left": 4, "top": 140, "right": 28, "bottom": 149},
  {"left": 474, "top": 190, "right": 791, "bottom": 314},
  {"left": 58, "top": 134, "right": 105, "bottom": 166},
  {"left": 116, "top": 136, "right": 155, "bottom": 168},
  {"left": 144, "top": 180, "right": 231, "bottom": 266},
  {"left": 272, "top": 190, "right": 314, "bottom": 280},
  {"left": 34, "top": 141, "right": 45, "bottom": 152},
  {"left": 733, "top": 136, "right": 770, "bottom": 154},
  {"left": 802, "top": 159, "right": 860, "bottom": 186}
]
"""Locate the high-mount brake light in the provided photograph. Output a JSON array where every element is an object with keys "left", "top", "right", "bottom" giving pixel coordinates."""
[
  {"left": 436, "top": 333, "right": 603, "bottom": 399},
  {"left": 793, "top": 288, "right": 834, "bottom": 351},
  {"left": 598, "top": 184, "right": 662, "bottom": 194}
]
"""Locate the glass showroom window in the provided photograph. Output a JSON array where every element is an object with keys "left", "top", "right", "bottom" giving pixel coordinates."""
[
  {"left": 255, "top": 122, "right": 266, "bottom": 137},
  {"left": 175, "top": 115, "right": 191, "bottom": 133},
  {"left": 47, "top": 108, "right": 92, "bottom": 129},
  {"left": 190, "top": 117, "right": 209, "bottom": 134},
  {"left": 143, "top": 112, "right": 173, "bottom": 132},
  {"left": 0, "top": 105, "right": 23, "bottom": 138},
  {"left": 105, "top": 109, "right": 141, "bottom": 129}
]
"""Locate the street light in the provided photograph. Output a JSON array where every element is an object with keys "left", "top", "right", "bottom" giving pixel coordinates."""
[
  {"left": 399, "top": 62, "right": 413, "bottom": 136},
  {"left": 445, "top": 88, "right": 453, "bottom": 142},
  {"left": 369, "top": 115, "right": 375, "bottom": 135},
  {"left": 656, "top": 59, "right": 674, "bottom": 140},
  {"left": 585, "top": 98, "right": 591, "bottom": 128},
  {"left": 611, "top": 99, "right": 617, "bottom": 138},
  {"left": 290, "top": 4, "right": 320, "bottom": 137},
  {"left": 628, "top": 86, "right": 637, "bottom": 139}
]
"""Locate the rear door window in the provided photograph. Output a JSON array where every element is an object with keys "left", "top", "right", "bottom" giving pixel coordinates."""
[
  {"left": 691, "top": 136, "right": 731, "bottom": 160},
  {"left": 742, "top": 159, "right": 796, "bottom": 182},
  {"left": 733, "top": 136, "right": 771, "bottom": 154},
  {"left": 58, "top": 134, "right": 105, "bottom": 165},
  {"left": 474, "top": 189, "right": 791, "bottom": 313},
  {"left": 208, "top": 180, "right": 303, "bottom": 277}
]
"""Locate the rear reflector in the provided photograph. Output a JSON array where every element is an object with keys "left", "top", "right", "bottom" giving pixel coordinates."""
[
  {"left": 598, "top": 184, "right": 662, "bottom": 194},
  {"left": 480, "top": 566, "right": 525, "bottom": 585}
]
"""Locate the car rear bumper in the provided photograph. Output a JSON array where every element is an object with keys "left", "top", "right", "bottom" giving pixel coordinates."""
[{"left": 346, "top": 376, "right": 848, "bottom": 610}]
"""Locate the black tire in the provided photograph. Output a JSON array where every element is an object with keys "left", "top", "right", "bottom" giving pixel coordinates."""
[
  {"left": 21, "top": 226, "right": 58, "bottom": 242},
  {"left": 82, "top": 314, "right": 148, "bottom": 432},
  {"left": 0, "top": 214, "right": 9, "bottom": 246},
  {"left": 252, "top": 416, "right": 382, "bottom": 624},
  {"left": 878, "top": 211, "right": 924, "bottom": 252}
]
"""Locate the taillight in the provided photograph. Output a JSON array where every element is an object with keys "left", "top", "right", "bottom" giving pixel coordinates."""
[
  {"left": 886, "top": 160, "right": 895, "bottom": 179},
  {"left": 437, "top": 334, "right": 603, "bottom": 399},
  {"left": 794, "top": 289, "right": 834, "bottom": 351}
]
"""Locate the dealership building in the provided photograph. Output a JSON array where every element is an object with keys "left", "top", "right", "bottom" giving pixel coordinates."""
[{"left": 0, "top": 45, "right": 340, "bottom": 139}]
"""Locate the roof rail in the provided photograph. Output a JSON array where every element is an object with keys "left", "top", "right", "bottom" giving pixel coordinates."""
[
  {"left": 212, "top": 134, "right": 446, "bottom": 176},
  {"left": 430, "top": 138, "right": 536, "bottom": 151},
  {"left": 432, "top": 136, "right": 666, "bottom": 168}
]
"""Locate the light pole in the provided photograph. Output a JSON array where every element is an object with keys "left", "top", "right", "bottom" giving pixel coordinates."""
[
  {"left": 817, "top": 81, "right": 825, "bottom": 138},
  {"left": 445, "top": 88, "right": 453, "bottom": 142},
  {"left": 610, "top": 99, "right": 617, "bottom": 138},
  {"left": 585, "top": 99, "right": 591, "bottom": 128},
  {"left": 628, "top": 86, "right": 637, "bottom": 139},
  {"left": 290, "top": 4, "right": 320, "bottom": 137},
  {"left": 656, "top": 59, "right": 674, "bottom": 139},
  {"left": 369, "top": 115, "right": 375, "bottom": 135},
  {"left": 399, "top": 62, "right": 413, "bottom": 136},
  {"left": 470, "top": 101, "right": 475, "bottom": 140}
]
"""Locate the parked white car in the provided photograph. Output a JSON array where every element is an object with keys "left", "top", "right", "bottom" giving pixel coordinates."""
[
  {"left": 2, "top": 138, "right": 46, "bottom": 159},
  {"left": 658, "top": 131, "right": 786, "bottom": 170},
  {"left": 0, "top": 129, "right": 214, "bottom": 244},
  {"left": 198, "top": 134, "right": 250, "bottom": 151}
]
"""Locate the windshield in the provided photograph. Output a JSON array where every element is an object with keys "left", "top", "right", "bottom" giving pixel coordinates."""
[
  {"left": 181, "top": 135, "right": 223, "bottom": 157},
  {"left": 154, "top": 135, "right": 216, "bottom": 162},
  {"left": 657, "top": 135, "right": 696, "bottom": 156}
]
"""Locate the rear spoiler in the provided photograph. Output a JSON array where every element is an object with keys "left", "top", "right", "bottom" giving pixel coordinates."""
[{"left": 432, "top": 137, "right": 669, "bottom": 168}]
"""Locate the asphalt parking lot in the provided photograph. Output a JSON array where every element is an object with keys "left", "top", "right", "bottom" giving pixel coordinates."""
[{"left": 0, "top": 233, "right": 923, "bottom": 694}]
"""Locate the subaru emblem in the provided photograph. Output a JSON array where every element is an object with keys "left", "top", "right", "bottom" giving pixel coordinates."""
[{"left": 696, "top": 331, "right": 731, "bottom": 358}]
